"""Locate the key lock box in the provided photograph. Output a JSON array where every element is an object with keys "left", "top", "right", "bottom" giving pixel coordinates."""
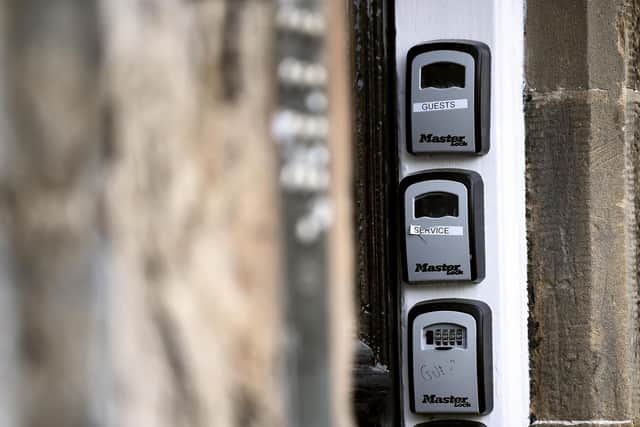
[
  {"left": 399, "top": 170, "right": 485, "bottom": 283},
  {"left": 408, "top": 300, "right": 493, "bottom": 415},
  {"left": 415, "top": 421, "right": 486, "bottom": 427},
  {"left": 406, "top": 40, "right": 490, "bottom": 154}
]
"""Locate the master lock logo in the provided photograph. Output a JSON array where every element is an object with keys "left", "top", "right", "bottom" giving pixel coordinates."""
[
  {"left": 415, "top": 263, "right": 463, "bottom": 275},
  {"left": 422, "top": 394, "right": 472, "bottom": 408},
  {"left": 419, "top": 133, "right": 468, "bottom": 147}
]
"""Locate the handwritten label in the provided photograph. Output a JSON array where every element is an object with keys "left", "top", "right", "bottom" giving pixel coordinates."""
[{"left": 420, "top": 360, "right": 456, "bottom": 381}]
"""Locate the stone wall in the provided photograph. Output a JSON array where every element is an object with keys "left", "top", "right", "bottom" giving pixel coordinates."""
[{"left": 526, "top": 0, "right": 640, "bottom": 425}]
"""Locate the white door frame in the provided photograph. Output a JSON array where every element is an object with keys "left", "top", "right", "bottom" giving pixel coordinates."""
[{"left": 394, "top": 1, "right": 529, "bottom": 425}]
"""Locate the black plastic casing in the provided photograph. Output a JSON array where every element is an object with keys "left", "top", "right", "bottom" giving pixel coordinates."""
[
  {"left": 408, "top": 299, "right": 493, "bottom": 415},
  {"left": 399, "top": 169, "right": 485, "bottom": 283},
  {"left": 406, "top": 40, "right": 491, "bottom": 155}
]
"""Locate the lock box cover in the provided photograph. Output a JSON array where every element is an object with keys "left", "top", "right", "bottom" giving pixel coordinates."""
[
  {"left": 399, "top": 169, "right": 485, "bottom": 283},
  {"left": 408, "top": 299, "right": 493, "bottom": 415},
  {"left": 406, "top": 40, "right": 490, "bottom": 155}
]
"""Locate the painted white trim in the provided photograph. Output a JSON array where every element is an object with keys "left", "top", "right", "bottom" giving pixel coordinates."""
[
  {"left": 531, "top": 421, "right": 632, "bottom": 426},
  {"left": 395, "top": 1, "right": 528, "bottom": 426}
]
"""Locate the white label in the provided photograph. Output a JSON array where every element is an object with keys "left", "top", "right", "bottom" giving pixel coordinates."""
[
  {"left": 413, "top": 98, "right": 468, "bottom": 113},
  {"left": 409, "top": 225, "right": 464, "bottom": 236}
]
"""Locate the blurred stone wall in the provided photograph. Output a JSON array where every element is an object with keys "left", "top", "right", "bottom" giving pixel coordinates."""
[
  {"left": 526, "top": 0, "right": 640, "bottom": 426},
  {"left": 0, "top": 1, "right": 353, "bottom": 426}
]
